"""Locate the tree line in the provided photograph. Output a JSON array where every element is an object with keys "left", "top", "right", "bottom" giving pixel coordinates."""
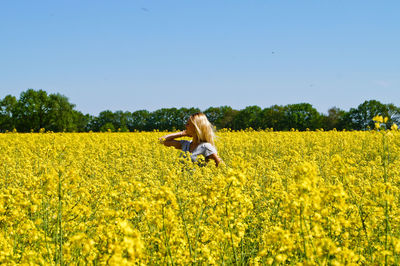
[{"left": 1, "top": 89, "right": 399, "bottom": 133}]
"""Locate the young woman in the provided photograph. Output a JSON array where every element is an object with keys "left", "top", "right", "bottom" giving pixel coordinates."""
[{"left": 158, "top": 112, "right": 223, "bottom": 166}]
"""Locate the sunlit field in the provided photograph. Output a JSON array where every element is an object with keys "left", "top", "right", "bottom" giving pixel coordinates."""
[{"left": 1, "top": 128, "right": 400, "bottom": 265}]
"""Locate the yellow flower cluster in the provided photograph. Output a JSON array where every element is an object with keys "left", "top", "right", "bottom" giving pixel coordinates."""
[
  {"left": 1, "top": 128, "right": 400, "bottom": 264},
  {"left": 373, "top": 115, "right": 398, "bottom": 130}
]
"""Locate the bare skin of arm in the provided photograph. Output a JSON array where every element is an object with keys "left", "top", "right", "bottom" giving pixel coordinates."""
[
  {"left": 158, "top": 130, "right": 189, "bottom": 150},
  {"left": 206, "top": 153, "right": 224, "bottom": 167}
]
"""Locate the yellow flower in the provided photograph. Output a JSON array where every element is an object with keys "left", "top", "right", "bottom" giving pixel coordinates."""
[
  {"left": 2, "top": 129, "right": 400, "bottom": 264},
  {"left": 373, "top": 115, "right": 384, "bottom": 123}
]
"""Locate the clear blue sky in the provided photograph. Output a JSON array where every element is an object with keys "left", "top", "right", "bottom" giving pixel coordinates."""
[{"left": 1, "top": 0, "right": 399, "bottom": 116}]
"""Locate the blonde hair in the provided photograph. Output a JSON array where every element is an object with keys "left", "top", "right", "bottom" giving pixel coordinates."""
[{"left": 189, "top": 113, "right": 216, "bottom": 146}]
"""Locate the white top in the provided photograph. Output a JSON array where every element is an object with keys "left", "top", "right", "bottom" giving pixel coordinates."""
[{"left": 180, "top": 140, "right": 217, "bottom": 162}]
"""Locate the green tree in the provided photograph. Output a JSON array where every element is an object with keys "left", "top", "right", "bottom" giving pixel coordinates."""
[
  {"left": 129, "top": 110, "right": 150, "bottom": 131},
  {"left": 204, "top": 106, "right": 237, "bottom": 130},
  {"left": 72, "top": 111, "right": 91, "bottom": 132},
  {"left": 258, "top": 105, "right": 286, "bottom": 130},
  {"left": 12, "top": 89, "right": 87, "bottom": 132},
  {"left": 113, "top": 110, "right": 130, "bottom": 132},
  {"left": 283, "top": 103, "right": 322, "bottom": 131},
  {"left": 347, "top": 100, "right": 388, "bottom": 130},
  {"left": 100, "top": 122, "right": 116, "bottom": 132},
  {"left": 91, "top": 110, "right": 117, "bottom": 132},
  {"left": 219, "top": 109, "right": 239, "bottom": 129},
  {"left": 0, "top": 95, "right": 17, "bottom": 132},
  {"left": 46, "top": 93, "right": 77, "bottom": 132},
  {"left": 232, "top": 105, "right": 262, "bottom": 130},
  {"left": 385, "top": 103, "right": 400, "bottom": 127},
  {"left": 147, "top": 108, "right": 176, "bottom": 131},
  {"left": 14, "top": 89, "right": 51, "bottom": 132},
  {"left": 322, "top": 107, "right": 348, "bottom": 130}
]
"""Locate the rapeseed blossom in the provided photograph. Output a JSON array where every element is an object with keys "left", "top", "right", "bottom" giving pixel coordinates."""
[{"left": 0, "top": 128, "right": 400, "bottom": 264}]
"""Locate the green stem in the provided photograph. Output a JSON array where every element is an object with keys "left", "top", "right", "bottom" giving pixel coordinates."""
[
  {"left": 58, "top": 170, "right": 63, "bottom": 265},
  {"left": 300, "top": 206, "right": 307, "bottom": 260},
  {"left": 162, "top": 204, "right": 174, "bottom": 266},
  {"left": 383, "top": 134, "right": 389, "bottom": 265},
  {"left": 225, "top": 181, "right": 238, "bottom": 265},
  {"left": 193, "top": 206, "right": 207, "bottom": 263},
  {"left": 175, "top": 192, "right": 193, "bottom": 257}
]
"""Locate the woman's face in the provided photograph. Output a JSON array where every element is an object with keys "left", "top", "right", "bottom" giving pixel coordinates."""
[{"left": 185, "top": 118, "right": 195, "bottom": 137}]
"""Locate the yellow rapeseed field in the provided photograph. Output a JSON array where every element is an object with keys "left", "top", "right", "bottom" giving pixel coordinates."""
[{"left": 1, "top": 125, "right": 400, "bottom": 264}]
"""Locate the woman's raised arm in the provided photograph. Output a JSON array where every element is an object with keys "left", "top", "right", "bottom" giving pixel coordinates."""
[
  {"left": 158, "top": 130, "right": 188, "bottom": 150},
  {"left": 207, "top": 153, "right": 224, "bottom": 167}
]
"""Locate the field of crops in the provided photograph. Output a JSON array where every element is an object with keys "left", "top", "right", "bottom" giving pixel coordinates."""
[{"left": 1, "top": 128, "right": 400, "bottom": 265}]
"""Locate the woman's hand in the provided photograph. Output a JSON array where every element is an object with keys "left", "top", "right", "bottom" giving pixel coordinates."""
[
  {"left": 158, "top": 130, "right": 188, "bottom": 149},
  {"left": 207, "top": 153, "right": 223, "bottom": 167},
  {"left": 181, "top": 130, "right": 190, "bottom": 137},
  {"left": 160, "top": 131, "right": 186, "bottom": 142}
]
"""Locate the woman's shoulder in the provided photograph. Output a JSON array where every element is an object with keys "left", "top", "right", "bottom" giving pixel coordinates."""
[
  {"left": 197, "top": 142, "right": 217, "bottom": 157},
  {"left": 199, "top": 142, "right": 217, "bottom": 150}
]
